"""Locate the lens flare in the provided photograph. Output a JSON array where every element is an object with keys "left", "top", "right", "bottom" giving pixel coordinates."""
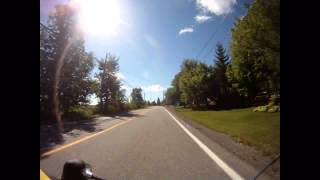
[{"left": 70, "top": 0, "right": 123, "bottom": 37}]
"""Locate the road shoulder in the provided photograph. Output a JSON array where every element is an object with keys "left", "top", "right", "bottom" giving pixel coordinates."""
[
  {"left": 40, "top": 108, "right": 151, "bottom": 156},
  {"left": 164, "top": 106, "right": 280, "bottom": 180}
]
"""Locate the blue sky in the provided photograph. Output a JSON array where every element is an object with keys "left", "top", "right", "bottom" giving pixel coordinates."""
[{"left": 40, "top": 0, "right": 251, "bottom": 103}]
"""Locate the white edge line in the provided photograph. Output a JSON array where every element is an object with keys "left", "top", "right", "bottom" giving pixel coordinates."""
[{"left": 163, "top": 107, "right": 244, "bottom": 180}]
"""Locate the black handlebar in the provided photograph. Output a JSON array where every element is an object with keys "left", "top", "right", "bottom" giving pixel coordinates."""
[{"left": 62, "top": 159, "right": 107, "bottom": 180}]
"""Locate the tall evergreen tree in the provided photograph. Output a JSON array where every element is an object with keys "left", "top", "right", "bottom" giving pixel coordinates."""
[{"left": 212, "top": 43, "right": 231, "bottom": 107}]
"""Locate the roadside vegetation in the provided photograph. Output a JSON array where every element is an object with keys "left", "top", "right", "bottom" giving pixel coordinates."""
[
  {"left": 164, "top": 0, "right": 279, "bottom": 109},
  {"left": 175, "top": 107, "right": 280, "bottom": 156},
  {"left": 40, "top": 4, "right": 149, "bottom": 124},
  {"left": 164, "top": 0, "right": 279, "bottom": 156}
]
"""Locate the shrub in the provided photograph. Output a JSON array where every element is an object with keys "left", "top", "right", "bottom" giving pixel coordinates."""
[
  {"left": 122, "top": 103, "right": 131, "bottom": 111},
  {"left": 107, "top": 106, "right": 117, "bottom": 115},
  {"left": 253, "top": 105, "right": 280, "bottom": 113},
  {"left": 253, "top": 106, "right": 268, "bottom": 112},
  {"left": 267, "top": 105, "right": 280, "bottom": 113},
  {"left": 63, "top": 106, "right": 96, "bottom": 121}
]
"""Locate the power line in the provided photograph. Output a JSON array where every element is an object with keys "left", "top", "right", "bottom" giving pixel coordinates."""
[
  {"left": 195, "top": 1, "right": 244, "bottom": 63},
  {"left": 202, "top": 47, "right": 215, "bottom": 63},
  {"left": 201, "top": 28, "right": 231, "bottom": 64},
  {"left": 199, "top": 14, "right": 229, "bottom": 64},
  {"left": 195, "top": 13, "right": 228, "bottom": 62}
]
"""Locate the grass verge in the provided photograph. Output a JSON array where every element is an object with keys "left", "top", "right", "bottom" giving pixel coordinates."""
[{"left": 174, "top": 107, "right": 280, "bottom": 156}]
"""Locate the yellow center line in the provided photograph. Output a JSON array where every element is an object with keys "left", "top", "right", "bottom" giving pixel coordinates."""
[
  {"left": 41, "top": 119, "right": 134, "bottom": 158},
  {"left": 40, "top": 169, "right": 51, "bottom": 180}
]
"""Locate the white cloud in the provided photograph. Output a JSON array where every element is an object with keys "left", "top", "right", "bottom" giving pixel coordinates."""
[
  {"left": 116, "top": 72, "right": 125, "bottom": 80},
  {"left": 195, "top": 0, "right": 237, "bottom": 16},
  {"left": 179, "top": 27, "right": 194, "bottom": 35},
  {"left": 121, "top": 85, "right": 131, "bottom": 91},
  {"left": 195, "top": 15, "right": 212, "bottom": 23},
  {"left": 142, "top": 84, "right": 165, "bottom": 92}
]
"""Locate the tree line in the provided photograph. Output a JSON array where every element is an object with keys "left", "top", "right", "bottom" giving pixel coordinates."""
[
  {"left": 40, "top": 4, "right": 146, "bottom": 123},
  {"left": 145, "top": 98, "right": 162, "bottom": 106},
  {"left": 164, "top": 0, "right": 279, "bottom": 109}
]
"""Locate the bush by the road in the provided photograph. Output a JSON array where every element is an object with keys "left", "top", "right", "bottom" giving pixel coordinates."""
[
  {"left": 125, "top": 103, "right": 147, "bottom": 110},
  {"left": 63, "top": 105, "right": 97, "bottom": 121},
  {"left": 253, "top": 104, "right": 280, "bottom": 113},
  {"left": 61, "top": 103, "right": 148, "bottom": 121}
]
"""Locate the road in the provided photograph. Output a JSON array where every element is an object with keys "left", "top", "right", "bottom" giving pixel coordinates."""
[{"left": 40, "top": 106, "right": 272, "bottom": 180}]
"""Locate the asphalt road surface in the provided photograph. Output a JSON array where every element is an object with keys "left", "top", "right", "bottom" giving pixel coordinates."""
[{"left": 40, "top": 106, "right": 272, "bottom": 180}]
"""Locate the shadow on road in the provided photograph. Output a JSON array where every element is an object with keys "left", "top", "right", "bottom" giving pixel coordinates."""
[
  {"left": 40, "top": 120, "right": 99, "bottom": 150},
  {"left": 112, "top": 111, "right": 144, "bottom": 119},
  {"left": 40, "top": 110, "right": 144, "bottom": 158}
]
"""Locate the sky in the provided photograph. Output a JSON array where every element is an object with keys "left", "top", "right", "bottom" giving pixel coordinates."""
[{"left": 40, "top": 0, "right": 251, "bottom": 104}]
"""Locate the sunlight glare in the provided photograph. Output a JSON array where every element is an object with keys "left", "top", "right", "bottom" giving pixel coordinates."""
[{"left": 70, "top": 0, "right": 122, "bottom": 37}]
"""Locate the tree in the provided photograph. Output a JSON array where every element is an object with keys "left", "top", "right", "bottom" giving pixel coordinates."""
[
  {"left": 171, "top": 73, "right": 182, "bottom": 104},
  {"left": 151, "top": 101, "right": 156, "bottom": 106},
  {"left": 164, "top": 72, "right": 183, "bottom": 105},
  {"left": 130, "top": 88, "right": 144, "bottom": 108},
  {"left": 179, "top": 59, "right": 211, "bottom": 107},
  {"left": 59, "top": 51, "right": 95, "bottom": 113},
  {"left": 40, "top": 25, "right": 54, "bottom": 119},
  {"left": 229, "top": 0, "right": 280, "bottom": 105},
  {"left": 40, "top": 4, "right": 94, "bottom": 121},
  {"left": 156, "top": 98, "right": 161, "bottom": 105},
  {"left": 164, "top": 87, "right": 177, "bottom": 105},
  {"left": 211, "top": 43, "right": 231, "bottom": 108},
  {"left": 96, "top": 53, "right": 122, "bottom": 114}
]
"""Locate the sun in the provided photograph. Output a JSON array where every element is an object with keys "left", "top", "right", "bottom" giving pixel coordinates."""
[{"left": 70, "top": 0, "right": 123, "bottom": 37}]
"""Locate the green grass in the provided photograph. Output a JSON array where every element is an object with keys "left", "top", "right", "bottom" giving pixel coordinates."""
[{"left": 175, "top": 107, "right": 280, "bottom": 156}]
